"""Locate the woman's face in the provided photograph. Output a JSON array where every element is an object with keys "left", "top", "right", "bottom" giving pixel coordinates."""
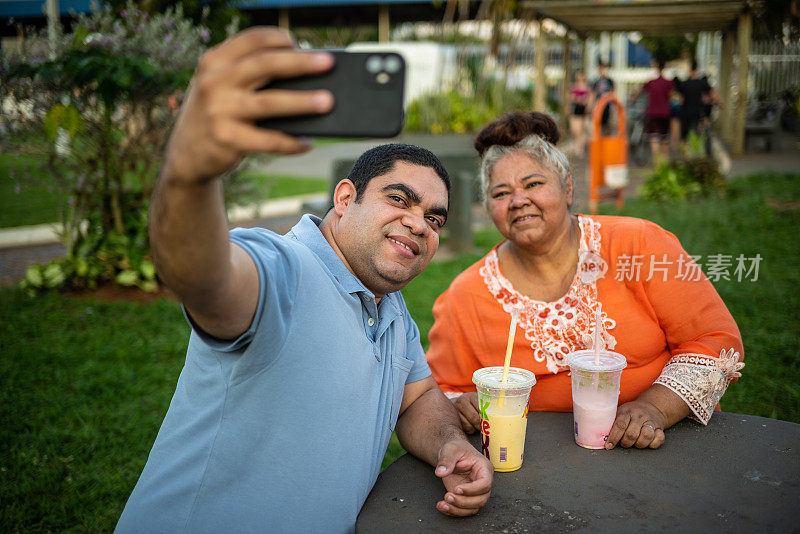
[{"left": 486, "top": 151, "right": 573, "bottom": 250}]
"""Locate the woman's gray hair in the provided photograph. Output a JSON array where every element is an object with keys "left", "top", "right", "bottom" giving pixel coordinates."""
[{"left": 479, "top": 134, "right": 571, "bottom": 201}]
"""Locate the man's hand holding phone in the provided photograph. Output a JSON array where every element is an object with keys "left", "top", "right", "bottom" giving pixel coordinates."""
[{"left": 163, "top": 27, "right": 335, "bottom": 185}]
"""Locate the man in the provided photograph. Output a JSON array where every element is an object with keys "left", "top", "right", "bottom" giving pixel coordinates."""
[
  {"left": 676, "top": 60, "right": 718, "bottom": 140},
  {"left": 634, "top": 59, "right": 674, "bottom": 164},
  {"left": 591, "top": 61, "right": 615, "bottom": 133},
  {"left": 116, "top": 27, "right": 492, "bottom": 533}
]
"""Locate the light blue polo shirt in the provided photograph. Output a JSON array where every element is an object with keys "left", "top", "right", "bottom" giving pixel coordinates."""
[{"left": 116, "top": 215, "right": 431, "bottom": 534}]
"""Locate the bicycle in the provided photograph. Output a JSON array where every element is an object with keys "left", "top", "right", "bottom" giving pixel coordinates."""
[{"left": 626, "top": 94, "right": 650, "bottom": 167}]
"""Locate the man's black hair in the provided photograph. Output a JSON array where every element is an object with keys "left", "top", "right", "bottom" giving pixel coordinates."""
[{"left": 346, "top": 143, "right": 450, "bottom": 204}]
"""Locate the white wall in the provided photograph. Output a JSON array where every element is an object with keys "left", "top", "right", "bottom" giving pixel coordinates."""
[{"left": 346, "top": 41, "right": 457, "bottom": 106}]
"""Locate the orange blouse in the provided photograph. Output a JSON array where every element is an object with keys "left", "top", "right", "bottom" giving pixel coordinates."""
[{"left": 426, "top": 215, "right": 744, "bottom": 423}]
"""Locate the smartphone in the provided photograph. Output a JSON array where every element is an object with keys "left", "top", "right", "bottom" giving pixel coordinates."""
[{"left": 257, "top": 51, "right": 406, "bottom": 138}]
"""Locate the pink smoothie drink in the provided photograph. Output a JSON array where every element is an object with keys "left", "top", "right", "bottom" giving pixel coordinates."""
[
  {"left": 567, "top": 350, "right": 627, "bottom": 450},
  {"left": 573, "top": 400, "right": 618, "bottom": 448}
]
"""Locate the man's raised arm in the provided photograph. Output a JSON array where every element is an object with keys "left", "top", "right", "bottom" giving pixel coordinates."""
[{"left": 149, "top": 28, "right": 333, "bottom": 339}]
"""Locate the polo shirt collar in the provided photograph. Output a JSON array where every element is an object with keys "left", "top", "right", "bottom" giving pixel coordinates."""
[{"left": 288, "top": 214, "right": 372, "bottom": 296}]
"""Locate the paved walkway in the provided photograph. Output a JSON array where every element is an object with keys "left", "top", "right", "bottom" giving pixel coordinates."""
[{"left": 1, "top": 132, "right": 798, "bottom": 287}]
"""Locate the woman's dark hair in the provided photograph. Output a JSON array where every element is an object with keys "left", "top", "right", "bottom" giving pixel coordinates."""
[{"left": 473, "top": 111, "right": 560, "bottom": 157}]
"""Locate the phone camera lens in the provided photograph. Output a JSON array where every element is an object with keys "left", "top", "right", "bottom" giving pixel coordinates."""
[
  {"left": 384, "top": 56, "right": 401, "bottom": 73},
  {"left": 375, "top": 72, "right": 390, "bottom": 84},
  {"left": 366, "top": 55, "right": 383, "bottom": 74}
]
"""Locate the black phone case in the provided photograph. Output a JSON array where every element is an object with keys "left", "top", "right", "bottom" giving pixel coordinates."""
[{"left": 257, "top": 51, "right": 406, "bottom": 138}]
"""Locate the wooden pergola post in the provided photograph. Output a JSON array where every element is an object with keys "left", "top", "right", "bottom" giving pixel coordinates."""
[
  {"left": 583, "top": 39, "right": 590, "bottom": 78},
  {"left": 718, "top": 29, "right": 735, "bottom": 144},
  {"left": 732, "top": 11, "right": 752, "bottom": 156},
  {"left": 534, "top": 18, "right": 547, "bottom": 111},
  {"left": 378, "top": 4, "right": 390, "bottom": 43},
  {"left": 46, "top": 0, "right": 59, "bottom": 57},
  {"left": 278, "top": 7, "right": 290, "bottom": 30},
  {"left": 561, "top": 32, "right": 572, "bottom": 135}
]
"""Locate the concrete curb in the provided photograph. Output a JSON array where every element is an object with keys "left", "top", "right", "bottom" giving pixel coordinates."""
[{"left": 0, "top": 192, "right": 328, "bottom": 249}]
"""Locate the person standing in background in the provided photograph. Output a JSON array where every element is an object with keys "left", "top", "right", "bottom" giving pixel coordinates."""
[
  {"left": 676, "top": 61, "right": 713, "bottom": 140},
  {"left": 633, "top": 60, "right": 674, "bottom": 164},
  {"left": 591, "top": 62, "right": 615, "bottom": 134},
  {"left": 568, "top": 70, "right": 592, "bottom": 158}
]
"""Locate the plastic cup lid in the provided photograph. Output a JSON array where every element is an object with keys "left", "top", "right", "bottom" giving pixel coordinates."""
[
  {"left": 566, "top": 350, "right": 627, "bottom": 372},
  {"left": 472, "top": 367, "right": 536, "bottom": 391}
]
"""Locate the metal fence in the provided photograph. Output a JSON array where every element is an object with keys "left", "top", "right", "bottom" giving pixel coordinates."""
[
  {"left": 749, "top": 40, "right": 800, "bottom": 100},
  {"left": 700, "top": 36, "right": 800, "bottom": 101}
]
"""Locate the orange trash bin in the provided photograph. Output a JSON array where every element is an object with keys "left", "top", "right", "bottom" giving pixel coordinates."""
[{"left": 589, "top": 93, "right": 628, "bottom": 214}]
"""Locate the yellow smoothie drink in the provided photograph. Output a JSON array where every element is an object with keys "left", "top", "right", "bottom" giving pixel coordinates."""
[
  {"left": 472, "top": 367, "right": 536, "bottom": 472},
  {"left": 482, "top": 409, "right": 528, "bottom": 472}
]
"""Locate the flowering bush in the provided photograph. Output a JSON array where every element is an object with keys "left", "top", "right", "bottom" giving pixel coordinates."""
[{"left": 1, "top": 3, "right": 210, "bottom": 292}]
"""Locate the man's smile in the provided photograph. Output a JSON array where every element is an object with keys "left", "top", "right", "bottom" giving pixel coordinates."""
[{"left": 387, "top": 235, "right": 420, "bottom": 257}]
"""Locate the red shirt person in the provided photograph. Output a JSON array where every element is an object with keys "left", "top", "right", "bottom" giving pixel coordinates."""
[{"left": 637, "top": 60, "right": 674, "bottom": 163}]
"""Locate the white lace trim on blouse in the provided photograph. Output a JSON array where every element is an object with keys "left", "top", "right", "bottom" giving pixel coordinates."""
[
  {"left": 654, "top": 348, "right": 744, "bottom": 425},
  {"left": 479, "top": 215, "right": 615, "bottom": 374}
]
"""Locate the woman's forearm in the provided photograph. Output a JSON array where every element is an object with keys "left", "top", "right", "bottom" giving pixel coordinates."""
[{"left": 636, "top": 383, "right": 693, "bottom": 429}]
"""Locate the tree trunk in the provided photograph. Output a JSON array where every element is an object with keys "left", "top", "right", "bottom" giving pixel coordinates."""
[{"left": 102, "top": 102, "right": 125, "bottom": 235}]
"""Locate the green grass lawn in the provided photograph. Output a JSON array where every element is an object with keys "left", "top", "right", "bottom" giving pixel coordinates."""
[
  {"left": 0, "top": 155, "right": 65, "bottom": 228},
  {"left": 1, "top": 172, "right": 798, "bottom": 531},
  {"left": 0, "top": 154, "right": 329, "bottom": 229},
  {"left": 231, "top": 172, "right": 328, "bottom": 206}
]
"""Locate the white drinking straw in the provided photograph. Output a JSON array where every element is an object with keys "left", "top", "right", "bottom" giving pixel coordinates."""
[{"left": 593, "top": 303, "right": 602, "bottom": 366}]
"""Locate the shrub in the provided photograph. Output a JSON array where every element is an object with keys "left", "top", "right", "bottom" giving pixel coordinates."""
[
  {"left": 404, "top": 79, "right": 533, "bottom": 135},
  {"left": 1, "top": 3, "right": 209, "bottom": 292},
  {"left": 640, "top": 132, "right": 726, "bottom": 202}
]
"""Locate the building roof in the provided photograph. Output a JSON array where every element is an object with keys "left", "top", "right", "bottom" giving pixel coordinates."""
[
  {"left": 0, "top": 0, "right": 475, "bottom": 17},
  {"left": 520, "top": 0, "right": 748, "bottom": 36},
  {"left": 0, "top": 0, "right": 91, "bottom": 17}
]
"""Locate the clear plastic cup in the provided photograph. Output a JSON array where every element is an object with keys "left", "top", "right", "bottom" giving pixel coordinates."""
[
  {"left": 567, "top": 350, "right": 627, "bottom": 449},
  {"left": 472, "top": 367, "right": 536, "bottom": 472}
]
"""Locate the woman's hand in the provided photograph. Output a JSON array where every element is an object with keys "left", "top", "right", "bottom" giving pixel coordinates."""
[
  {"left": 451, "top": 393, "right": 481, "bottom": 434},
  {"left": 605, "top": 398, "right": 667, "bottom": 449},
  {"left": 605, "top": 384, "right": 693, "bottom": 450}
]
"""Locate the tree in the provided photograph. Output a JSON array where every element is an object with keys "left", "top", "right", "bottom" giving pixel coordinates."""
[
  {"left": 103, "top": 0, "right": 244, "bottom": 44},
  {"left": 640, "top": 35, "right": 695, "bottom": 63},
  {"left": 754, "top": 0, "right": 800, "bottom": 41},
  {"left": 1, "top": 3, "right": 209, "bottom": 292}
]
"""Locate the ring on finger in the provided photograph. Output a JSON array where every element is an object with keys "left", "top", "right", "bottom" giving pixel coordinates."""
[{"left": 642, "top": 424, "right": 656, "bottom": 431}]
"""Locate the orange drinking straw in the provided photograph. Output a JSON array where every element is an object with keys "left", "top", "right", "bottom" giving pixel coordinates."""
[
  {"left": 501, "top": 308, "right": 520, "bottom": 384},
  {"left": 498, "top": 308, "right": 520, "bottom": 408}
]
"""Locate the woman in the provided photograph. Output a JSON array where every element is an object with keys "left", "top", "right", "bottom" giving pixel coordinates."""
[
  {"left": 568, "top": 70, "right": 591, "bottom": 158},
  {"left": 426, "top": 111, "right": 743, "bottom": 450}
]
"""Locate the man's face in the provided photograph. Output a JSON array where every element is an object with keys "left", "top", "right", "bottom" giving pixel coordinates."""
[{"left": 335, "top": 161, "right": 449, "bottom": 298}]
